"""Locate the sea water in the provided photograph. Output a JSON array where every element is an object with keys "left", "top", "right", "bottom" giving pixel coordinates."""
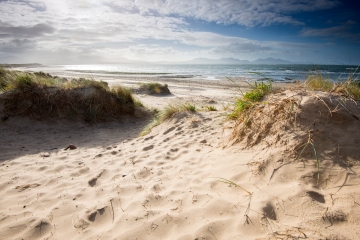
[{"left": 55, "top": 64, "right": 359, "bottom": 82}]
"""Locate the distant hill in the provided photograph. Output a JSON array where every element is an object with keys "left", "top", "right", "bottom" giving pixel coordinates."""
[
  {"left": 158, "top": 57, "right": 293, "bottom": 65},
  {"left": 184, "top": 58, "right": 251, "bottom": 64},
  {"left": 251, "top": 58, "right": 292, "bottom": 64},
  {"left": 0, "top": 63, "right": 43, "bottom": 68}
]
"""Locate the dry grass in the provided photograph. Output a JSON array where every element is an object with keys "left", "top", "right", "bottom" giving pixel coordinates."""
[
  {"left": 229, "top": 98, "right": 299, "bottom": 147},
  {"left": 304, "top": 73, "right": 333, "bottom": 91},
  {"left": 137, "top": 82, "right": 171, "bottom": 95},
  {"left": 0, "top": 67, "right": 18, "bottom": 91},
  {"left": 1, "top": 69, "right": 142, "bottom": 123},
  {"left": 139, "top": 103, "right": 197, "bottom": 136},
  {"left": 203, "top": 105, "right": 217, "bottom": 111},
  {"left": 248, "top": 159, "right": 268, "bottom": 175},
  {"left": 229, "top": 70, "right": 360, "bottom": 148},
  {"left": 305, "top": 70, "right": 360, "bottom": 100}
]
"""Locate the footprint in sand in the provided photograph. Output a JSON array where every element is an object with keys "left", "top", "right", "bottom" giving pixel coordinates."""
[
  {"left": 163, "top": 127, "right": 175, "bottom": 135},
  {"left": 143, "top": 145, "right": 154, "bottom": 151},
  {"left": 88, "top": 171, "right": 104, "bottom": 187},
  {"left": 15, "top": 183, "right": 41, "bottom": 192},
  {"left": 262, "top": 202, "right": 277, "bottom": 220},
  {"left": 306, "top": 191, "right": 325, "bottom": 203},
  {"left": 144, "top": 136, "right": 154, "bottom": 141}
]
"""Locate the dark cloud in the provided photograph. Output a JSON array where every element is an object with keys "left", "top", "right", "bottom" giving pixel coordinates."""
[
  {"left": 0, "top": 38, "right": 36, "bottom": 53},
  {"left": 212, "top": 42, "right": 271, "bottom": 54},
  {"left": 0, "top": 23, "right": 55, "bottom": 38},
  {"left": 300, "top": 21, "right": 360, "bottom": 41},
  {"left": 105, "top": 0, "right": 340, "bottom": 27}
]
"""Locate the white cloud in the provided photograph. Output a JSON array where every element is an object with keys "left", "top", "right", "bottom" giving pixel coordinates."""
[{"left": 0, "top": 0, "right": 343, "bottom": 63}]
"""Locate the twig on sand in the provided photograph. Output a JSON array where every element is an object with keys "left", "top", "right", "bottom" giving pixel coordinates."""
[
  {"left": 268, "top": 162, "right": 292, "bottom": 184},
  {"left": 297, "top": 131, "right": 321, "bottom": 186},
  {"left": 214, "top": 178, "right": 252, "bottom": 195},
  {"left": 312, "top": 94, "right": 332, "bottom": 117},
  {"left": 335, "top": 172, "right": 356, "bottom": 193},
  {"left": 110, "top": 199, "right": 114, "bottom": 223}
]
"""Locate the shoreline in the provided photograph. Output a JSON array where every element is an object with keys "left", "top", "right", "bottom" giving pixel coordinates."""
[
  {"left": 7, "top": 63, "right": 358, "bottom": 83},
  {"left": 6, "top": 67, "right": 297, "bottom": 110}
]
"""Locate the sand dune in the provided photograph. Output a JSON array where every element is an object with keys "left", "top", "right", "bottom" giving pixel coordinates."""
[{"left": 1, "top": 78, "right": 360, "bottom": 239}]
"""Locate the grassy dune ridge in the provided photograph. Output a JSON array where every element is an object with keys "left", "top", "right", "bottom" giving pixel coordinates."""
[{"left": 0, "top": 68, "right": 143, "bottom": 123}]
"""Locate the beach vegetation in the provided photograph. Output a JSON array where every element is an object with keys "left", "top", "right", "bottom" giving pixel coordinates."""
[
  {"left": 215, "top": 178, "right": 252, "bottom": 195},
  {"left": 297, "top": 132, "right": 320, "bottom": 185},
  {"left": 133, "top": 98, "right": 145, "bottom": 107},
  {"left": 0, "top": 67, "right": 10, "bottom": 90},
  {"left": 345, "top": 81, "right": 360, "bottom": 99},
  {"left": 183, "top": 103, "right": 196, "bottom": 112},
  {"left": 205, "top": 105, "right": 217, "bottom": 111},
  {"left": 220, "top": 102, "right": 231, "bottom": 111},
  {"left": 0, "top": 69, "right": 143, "bottom": 123},
  {"left": 228, "top": 69, "right": 360, "bottom": 190},
  {"left": 228, "top": 80, "right": 272, "bottom": 120},
  {"left": 137, "top": 82, "right": 171, "bottom": 95},
  {"left": 0, "top": 67, "right": 20, "bottom": 91},
  {"left": 304, "top": 68, "right": 360, "bottom": 100},
  {"left": 140, "top": 103, "right": 197, "bottom": 136},
  {"left": 304, "top": 73, "right": 333, "bottom": 91},
  {"left": 64, "top": 78, "right": 109, "bottom": 90},
  {"left": 244, "top": 81, "right": 272, "bottom": 102}
]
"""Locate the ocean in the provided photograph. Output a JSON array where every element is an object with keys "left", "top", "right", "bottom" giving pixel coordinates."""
[{"left": 50, "top": 63, "right": 359, "bottom": 82}]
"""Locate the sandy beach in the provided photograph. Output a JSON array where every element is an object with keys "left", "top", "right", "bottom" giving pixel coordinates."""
[{"left": 1, "top": 71, "right": 360, "bottom": 240}]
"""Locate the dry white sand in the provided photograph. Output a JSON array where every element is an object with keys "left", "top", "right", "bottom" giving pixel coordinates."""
[{"left": 1, "top": 74, "right": 360, "bottom": 239}]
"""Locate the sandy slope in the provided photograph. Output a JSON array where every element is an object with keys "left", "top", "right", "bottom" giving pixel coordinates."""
[{"left": 1, "top": 80, "right": 360, "bottom": 239}]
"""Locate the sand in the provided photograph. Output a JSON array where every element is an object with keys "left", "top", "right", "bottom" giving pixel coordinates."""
[{"left": 1, "top": 73, "right": 360, "bottom": 239}]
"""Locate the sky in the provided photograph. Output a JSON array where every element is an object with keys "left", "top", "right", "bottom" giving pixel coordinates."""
[{"left": 0, "top": 0, "right": 360, "bottom": 65}]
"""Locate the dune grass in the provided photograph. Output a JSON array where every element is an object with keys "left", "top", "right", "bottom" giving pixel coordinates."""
[
  {"left": 345, "top": 82, "right": 360, "bottom": 99},
  {"left": 64, "top": 78, "right": 109, "bottom": 90},
  {"left": 204, "top": 105, "right": 217, "bottom": 111},
  {"left": 138, "top": 82, "right": 170, "bottom": 95},
  {"left": 228, "top": 70, "right": 360, "bottom": 187},
  {"left": 304, "top": 73, "right": 333, "bottom": 91},
  {"left": 215, "top": 178, "right": 252, "bottom": 195},
  {"left": 244, "top": 81, "right": 272, "bottom": 102},
  {"left": 139, "top": 103, "right": 197, "bottom": 136},
  {"left": 228, "top": 80, "right": 272, "bottom": 120},
  {"left": 0, "top": 67, "right": 19, "bottom": 91},
  {"left": 304, "top": 69, "right": 360, "bottom": 100},
  {"left": 1, "top": 69, "right": 142, "bottom": 123}
]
